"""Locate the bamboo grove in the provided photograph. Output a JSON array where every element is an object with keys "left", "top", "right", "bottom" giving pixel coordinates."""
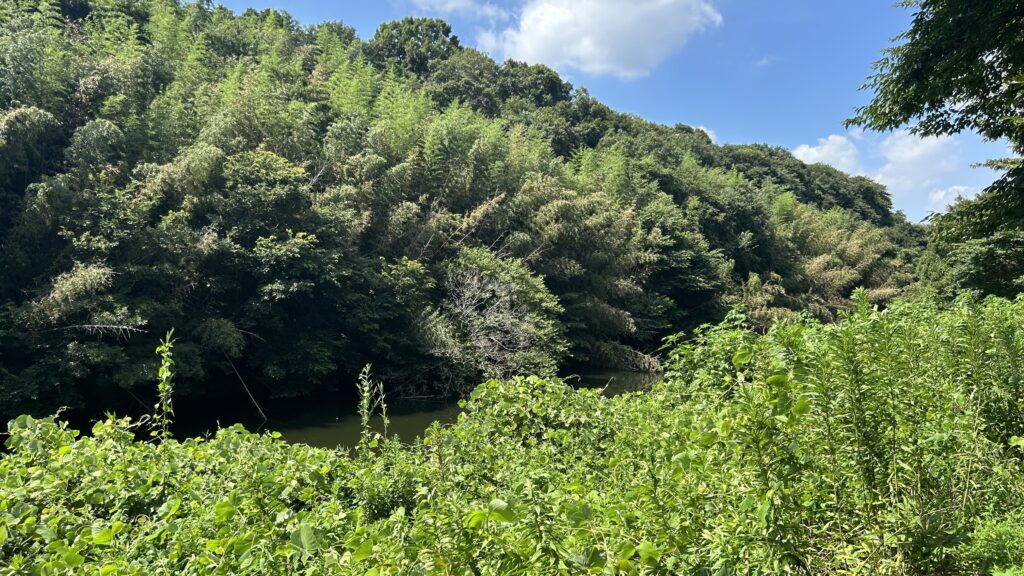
[{"left": 0, "top": 1, "right": 923, "bottom": 417}]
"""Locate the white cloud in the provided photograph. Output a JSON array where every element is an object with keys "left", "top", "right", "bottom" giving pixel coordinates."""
[
  {"left": 753, "top": 55, "right": 775, "bottom": 67},
  {"left": 793, "top": 129, "right": 983, "bottom": 219},
  {"left": 792, "top": 134, "right": 864, "bottom": 175},
  {"left": 874, "top": 131, "right": 959, "bottom": 197},
  {"left": 697, "top": 125, "right": 717, "bottom": 143},
  {"left": 410, "top": 0, "right": 510, "bottom": 21},
  {"left": 928, "top": 185, "right": 978, "bottom": 212},
  {"left": 478, "top": 0, "right": 722, "bottom": 79},
  {"left": 793, "top": 130, "right": 962, "bottom": 189}
]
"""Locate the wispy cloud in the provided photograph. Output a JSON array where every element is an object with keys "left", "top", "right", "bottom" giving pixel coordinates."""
[
  {"left": 928, "top": 185, "right": 978, "bottom": 212},
  {"left": 410, "top": 0, "right": 510, "bottom": 22},
  {"left": 874, "top": 131, "right": 960, "bottom": 198}
]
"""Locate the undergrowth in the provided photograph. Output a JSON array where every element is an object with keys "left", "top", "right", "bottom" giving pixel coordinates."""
[{"left": 2, "top": 293, "right": 1023, "bottom": 574}]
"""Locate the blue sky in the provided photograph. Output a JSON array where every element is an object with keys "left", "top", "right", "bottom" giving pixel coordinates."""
[{"left": 219, "top": 0, "right": 1009, "bottom": 221}]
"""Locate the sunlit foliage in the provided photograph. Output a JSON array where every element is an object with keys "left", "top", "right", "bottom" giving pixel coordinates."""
[{"left": 3, "top": 296, "right": 1023, "bottom": 574}]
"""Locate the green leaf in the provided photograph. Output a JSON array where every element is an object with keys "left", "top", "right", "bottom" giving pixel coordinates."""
[
  {"left": 488, "top": 498, "right": 515, "bottom": 522},
  {"left": 290, "top": 524, "right": 319, "bottom": 552},
  {"left": 63, "top": 550, "right": 85, "bottom": 567},
  {"left": 756, "top": 500, "right": 771, "bottom": 526},
  {"left": 92, "top": 526, "right": 114, "bottom": 545},
  {"left": 732, "top": 347, "right": 753, "bottom": 368},
  {"left": 792, "top": 397, "right": 812, "bottom": 416},
  {"left": 157, "top": 497, "right": 182, "bottom": 521},
  {"left": 697, "top": 430, "right": 718, "bottom": 447},
  {"left": 766, "top": 373, "right": 790, "bottom": 386},
  {"left": 205, "top": 539, "right": 223, "bottom": 553},
  {"left": 1010, "top": 436, "right": 1024, "bottom": 448},
  {"left": 464, "top": 509, "right": 488, "bottom": 529},
  {"left": 636, "top": 541, "right": 660, "bottom": 565},
  {"left": 214, "top": 499, "right": 236, "bottom": 523},
  {"left": 352, "top": 539, "right": 373, "bottom": 562}
]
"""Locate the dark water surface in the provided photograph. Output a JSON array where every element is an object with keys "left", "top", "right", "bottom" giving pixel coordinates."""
[{"left": 174, "top": 370, "right": 660, "bottom": 448}]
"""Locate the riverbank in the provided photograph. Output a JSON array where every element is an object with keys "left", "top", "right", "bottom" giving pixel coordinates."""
[{"left": 4, "top": 297, "right": 1022, "bottom": 574}]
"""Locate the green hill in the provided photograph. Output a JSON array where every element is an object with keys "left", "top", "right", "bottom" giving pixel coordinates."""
[{"left": 0, "top": 1, "right": 917, "bottom": 418}]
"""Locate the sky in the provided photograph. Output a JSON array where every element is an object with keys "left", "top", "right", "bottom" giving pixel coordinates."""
[{"left": 218, "top": 0, "right": 1010, "bottom": 221}]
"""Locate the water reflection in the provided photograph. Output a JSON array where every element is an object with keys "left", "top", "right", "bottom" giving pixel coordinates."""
[{"left": 174, "top": 370, "right": 660, "bottom": 448}]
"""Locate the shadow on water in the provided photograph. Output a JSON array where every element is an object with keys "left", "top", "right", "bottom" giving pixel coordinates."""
[
  {"left": 562, "top": 369, "right": 661, "bottom": 397},
  {"left": 173, "top": 370, "right": 661, "bottom": 449}
]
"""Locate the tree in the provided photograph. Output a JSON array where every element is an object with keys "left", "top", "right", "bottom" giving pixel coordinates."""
[
  {"left": 497, "top": 60, "right": 571, "bottom": 108},
  {"left": 849, "top": 0, "right": 1024, "bottom": 296},
  {"left": 0, "top": 1, "right": 921, "bottom": 419},
  {"left": 0, "top": 107, "right": 61, "bottom": 229},
  {"left": 326, "top": 55, "right": 377, "bottom": 118},
  {"left": 731, "top": 193, "right": 909, "bottom": 326},
  {"left": 423, "top": 247, "right": 566, "bottom": 382},
  {"left": 366, "top": 18, "right": 460, "bottom": 79},
  {"left": 425, "top": 48, "right": 501, "bottom": 115},
  {"left": 849, "top": 0, "right": 1024, "bottom": 151}
]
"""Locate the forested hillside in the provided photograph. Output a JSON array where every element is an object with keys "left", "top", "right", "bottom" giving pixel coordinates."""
[{"left": 0, "top": 0, "right": 920, "bottom": 419}]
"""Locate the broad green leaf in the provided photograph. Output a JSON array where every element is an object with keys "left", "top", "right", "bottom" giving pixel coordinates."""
[
  {"left": 697, "top": 430, "right": 718, "bottom": 447},
  {"left": 93, "top": 526, "right": 114, "bottom": 545},
  {"left": 615, "top": 542, "right": 636, "bottom": 562},
  {"left": 792, "top": 397, "right": 812, "bottom": 416},
  {"left": 214, "top": 499, "right": 236, "bottom": 523},
  {"left": 756, "top": 500, "right": 771, "bottom": 526},
  {"left": 63, "top": 551, "right": 85, "bottom": 567},
  {"left": 488, "top": 498, "right": 515, "bottom": 522},
  {"left": 352, "top": 539, "right": 374, "bottom": 562},
  {"left": 157, "top": 498, "right": 182, "bottom": 521},
  {"left": 290, "top": 524, "right": 319, "bottom": 552},
  {"left": 464, "top": 509, "right": 488, "bottom": 529},
  {"left": 732, "top": 347, "right": 753, "bottom": 368},
  {"left": 636, "top": 541, "right": 660, "bottom": 565}
]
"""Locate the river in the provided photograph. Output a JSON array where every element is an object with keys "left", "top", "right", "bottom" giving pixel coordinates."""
[{"left": 174, "top": 370, "right": 660, "bottom": 448}]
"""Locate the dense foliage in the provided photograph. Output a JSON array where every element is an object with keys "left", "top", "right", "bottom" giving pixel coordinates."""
[
  {"left": 850, "top": 0, "right": 1024, "bottom": 299},
  {"left": 2, "top": 2, "right": 1022, "bottom": 573},
  {"left": 0, "top": 0, "right": 919, "bottom": 418},
  {"left": 3, "top": 295, "right": 1024, "bottom": 574}
]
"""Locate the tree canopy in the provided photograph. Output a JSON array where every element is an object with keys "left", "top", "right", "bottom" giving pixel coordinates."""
[
  {"left": 0, "top": 1, "right": 918, "bottom": 419},
  {"left": 849, "top": 0, "right": 1024, "bottom": 297}
]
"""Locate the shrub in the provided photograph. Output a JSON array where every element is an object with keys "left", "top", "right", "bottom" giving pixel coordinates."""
[{"left": 1, "top": 296, "right": 1023, "bottom": 574}]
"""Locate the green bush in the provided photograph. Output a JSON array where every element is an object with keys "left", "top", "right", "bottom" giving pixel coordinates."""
[{"left": 2, "top": 296, "right": 1023, "bottom": 574}]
